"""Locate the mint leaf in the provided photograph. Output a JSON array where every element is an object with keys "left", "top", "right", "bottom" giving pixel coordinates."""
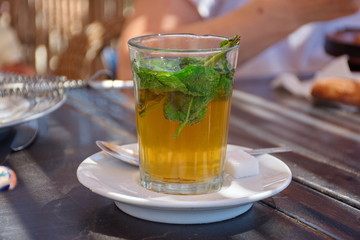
[
  {"left": 216, "top": 69, "right": 234, "bottom": 99},
  {"left": 179, "top": 57, "right": 202, "bottom": 69},
  {"left": 139, "top": 58, "right": 180, "bottom": 72},
  {"left": 174, "top": 65, "right": 220, "bottom": 96},
  {"left": 136, "top": 67, "right": 188, "bottom": 94},
  {"left": 138, "top": 90, "right": 165, "bottom": 117},
  {"left": 163, "top": 92, "right": 212, "bottom": 137}
]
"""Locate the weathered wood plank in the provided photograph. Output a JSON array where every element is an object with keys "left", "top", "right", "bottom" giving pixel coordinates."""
[
  {"left": 263, "top": 181, "right": 360, "bottom": 240},
  {"left": 231, "top": 79, "right": 360, "bottom": 209}
]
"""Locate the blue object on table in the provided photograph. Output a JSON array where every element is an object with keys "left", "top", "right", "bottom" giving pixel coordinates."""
[
  {"left": 0, "top": 165, "right": 17, "bottom": 191},
  {"left": 101, "top": 46, "right": 118, "bottom": 77}
]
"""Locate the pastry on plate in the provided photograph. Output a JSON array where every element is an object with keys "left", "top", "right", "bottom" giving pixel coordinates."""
[{"left": 311, "top": 77, "right": 360, "bottom": 107}]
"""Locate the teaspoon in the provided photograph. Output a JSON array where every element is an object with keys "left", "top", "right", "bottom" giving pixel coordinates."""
[{"left": 96, "top": 141, "right": 292, "bottom": 167}]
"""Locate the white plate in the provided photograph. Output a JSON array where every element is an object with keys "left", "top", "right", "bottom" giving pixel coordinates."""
[
  {"left": 0, "top": 93, "right": 66, "bottom": 129},
  {"left": 77, "top": 145, "right": 292, "bottom": 224}
]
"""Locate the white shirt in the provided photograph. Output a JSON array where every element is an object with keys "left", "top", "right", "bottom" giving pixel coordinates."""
[{"left": 190, "top": 0, "right": 360, "bottom": 77}]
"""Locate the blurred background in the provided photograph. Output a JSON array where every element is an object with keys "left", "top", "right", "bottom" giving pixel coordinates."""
[{"left": 0, "top": 0, "right": 133, "bottom": 79}]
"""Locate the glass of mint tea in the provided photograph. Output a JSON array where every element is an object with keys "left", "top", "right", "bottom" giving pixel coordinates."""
[{"left": 128, "top": 34, "right": 240, "bottom": 195}]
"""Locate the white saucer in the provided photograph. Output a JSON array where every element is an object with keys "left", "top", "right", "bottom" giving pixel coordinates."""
[{"left": 77, "top": 145, "right": 292, "bottom": 224}]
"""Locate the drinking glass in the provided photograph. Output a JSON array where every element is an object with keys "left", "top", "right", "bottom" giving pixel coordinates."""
[{"left": 128, "top": 33, "right": 239, "bottom": 194}]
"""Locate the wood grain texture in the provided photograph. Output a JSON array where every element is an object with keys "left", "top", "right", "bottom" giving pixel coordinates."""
[{"left": 0, "top": 78, "right": 359, "bottom": 239}]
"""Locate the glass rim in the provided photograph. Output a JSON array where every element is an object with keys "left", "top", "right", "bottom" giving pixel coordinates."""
[{"left": 128, "top": 33, "right": 239, "bottom": 52}]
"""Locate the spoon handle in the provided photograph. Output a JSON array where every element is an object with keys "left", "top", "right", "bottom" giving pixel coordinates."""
[
  {"left": 244, "top": 146, "right": 292, "bottom": 155},
  {"left": 96, "top": 141, "right": 293, "bottom": 168}
]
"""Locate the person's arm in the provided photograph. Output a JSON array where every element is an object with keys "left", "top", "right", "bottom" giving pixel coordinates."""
[
  {"left": 117, "top": 0, "right": 202, "bottom": 79},
  {"left": 117, "top": 0, "right": 359, "bottom": 79}
]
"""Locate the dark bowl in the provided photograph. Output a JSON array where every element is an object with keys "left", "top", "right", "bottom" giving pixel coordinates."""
[{"left": 325, "top": 28, "right": 360, "bottom": 71}]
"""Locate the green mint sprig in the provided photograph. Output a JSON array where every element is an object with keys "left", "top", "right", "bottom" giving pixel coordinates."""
[
  {"left": 134, "top": 35, "right": 240, "bottom": 137},
  {"left": 202, "top": 35, "right": 241, "bottom": 67}
]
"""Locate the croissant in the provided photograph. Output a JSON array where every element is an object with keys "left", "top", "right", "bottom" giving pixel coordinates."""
[{"left": 311, "top": 77, "right": 360, "bottom": 107}]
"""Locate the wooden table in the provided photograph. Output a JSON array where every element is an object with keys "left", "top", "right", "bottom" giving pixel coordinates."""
[{"left": 0, "top": 77, "right": 359, "bottom": 240}]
